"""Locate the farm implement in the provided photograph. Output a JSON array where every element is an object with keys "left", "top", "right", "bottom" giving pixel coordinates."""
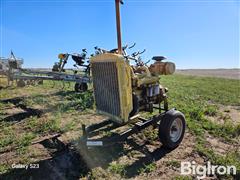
[
  {"left": 0, "top": 51, "right": 90, "bottom": 92},
  {"left": 80, "top": 0, "right": 186, "bottom": 150}
]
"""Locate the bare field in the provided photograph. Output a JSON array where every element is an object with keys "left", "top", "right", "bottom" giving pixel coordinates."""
[{"left": 176, "top": 69, "right": 240, "bottom": 79}]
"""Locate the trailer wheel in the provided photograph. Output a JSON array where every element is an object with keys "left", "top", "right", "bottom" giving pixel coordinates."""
[
  {"left": 159, "top": 110, "right": 185, "bottom": 149},
  {"left": 17, "top": 80, "right": 26, "bottom": 87},
  {"left": 75, "top": 82, "right": 88, "bottom": 92},
  {"left": 38, "top": 80, "right": 43, "bottom": 85}
]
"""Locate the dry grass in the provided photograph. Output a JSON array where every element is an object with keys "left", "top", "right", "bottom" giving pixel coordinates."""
[{"left": 0, "top": 74, "right": 239, "bottom": 179}]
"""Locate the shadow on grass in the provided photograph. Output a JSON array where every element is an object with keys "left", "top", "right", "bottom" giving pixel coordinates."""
[
  {"left": 0, "top": 136, "right": 90, "bottom": 180},
  {"left": 53, "top": 90, "right": 77, "bottom": 97},
  {"left": 0, "top": 93, "right": 171, "bottom": 179},
  {"left": 124, "top": 140, "right": 172, "bottom": 178},
  {"left": 0, "top": 97, "right": 43, "bottom": 123},
  {"left": 0, "top": 123, "right": 172, "bottom": 180},
  {"left": 0, "top": 90, "right": 93, "bottom": 123},
  {"left": 77, "top": 137, "right": 172, "bottom": 178}
]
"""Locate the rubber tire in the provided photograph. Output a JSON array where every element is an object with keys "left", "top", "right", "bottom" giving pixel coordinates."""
[
  {"left": 74, "top": 83, "right": 80, "bottom": 92},
  {"left": 38, "top": 80, "right": 43, "bottom": 85},
  {"left": 17, "top": 80, "right": 26, "bottom": 87},
  {"left": 159, "top": 110, "right": 186, "bottom": 150},
  {"left": 75, "top": 82, "right": 88, "bottom": 92}
]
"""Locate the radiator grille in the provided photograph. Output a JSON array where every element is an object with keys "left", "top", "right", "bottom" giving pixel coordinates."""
[{"left": 92, "top": 62, "right": 121, "bottom": 116}]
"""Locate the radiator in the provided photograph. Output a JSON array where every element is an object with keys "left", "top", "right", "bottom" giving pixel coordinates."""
[{"left": 91, "top": 62, "right": 121, "bottom": 116}]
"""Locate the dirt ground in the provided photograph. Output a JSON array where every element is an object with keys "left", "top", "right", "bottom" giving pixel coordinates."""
[
  {"left": 0, "top": 74, "right": 239, "bottom": 180},
  {"left": 0, "top": 99, "right": 238, "bottom": 180},
  {"left": 176, "top": 69, "right": 240, "bottom": 79}
]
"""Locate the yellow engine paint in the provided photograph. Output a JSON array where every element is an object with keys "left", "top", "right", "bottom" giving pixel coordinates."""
[{"left": 90, "top": 53, "right": 133, "bottom": 124}]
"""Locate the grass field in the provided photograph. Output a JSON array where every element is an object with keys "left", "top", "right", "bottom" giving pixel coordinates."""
[{"left": 0, "top": 74, "right": 239, "bottom": 179}]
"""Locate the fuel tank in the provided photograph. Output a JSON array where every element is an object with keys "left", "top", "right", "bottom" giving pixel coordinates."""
[{"left": 149, "top": 61, "right": 175, "bottom": 75}]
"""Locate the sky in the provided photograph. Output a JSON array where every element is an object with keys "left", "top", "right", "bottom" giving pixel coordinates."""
[{"left": 0, "top": 0, "right": 239, "bottom": 69}]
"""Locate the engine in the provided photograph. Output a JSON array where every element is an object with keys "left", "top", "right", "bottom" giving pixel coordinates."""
[
  {"left": 131, "top": 57, "right": 175, "bottom": 115},
  {"left": 90, "top": 48, "right": 175, "bottom": 124}
]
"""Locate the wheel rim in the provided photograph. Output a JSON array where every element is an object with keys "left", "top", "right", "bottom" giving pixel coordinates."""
[{"left": 170, "top": 117, "right": 183, "bottom": 142}]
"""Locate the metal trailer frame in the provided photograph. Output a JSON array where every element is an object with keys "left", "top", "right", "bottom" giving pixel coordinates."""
[
  {"left": 12, "top": 70, "right": 90, "bottom": 84},
  {"left": 81, "top": 108, "right": 175, "bottom": 147},
  {"left": 1, "top": 52, "right": 91, "bottom": 87},
  {"left": 0, "top": 67, "right": 91, "bottom": 89}
]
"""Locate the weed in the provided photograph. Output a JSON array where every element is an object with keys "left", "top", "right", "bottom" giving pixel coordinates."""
[
  {"left": 0, "top": 164, "right": 9, "bottom": 174},
  {"left": 0, "top": 126, "right": 15, "bottom": 149},
  {"left": 108, "top": 162, "right": 126, "bottom": 176},
  {"left": 17, "top": 132, "right": 35, "bottom": 148},
  {"left": 224, "top": 109, "right": 230, "bottom": 113},
  {"left": 166, "top": 160, "right": 181, "bottom": 168},
  {"left": 25, "top": 116, "right": 38, "bottom": 130},
  {"left": 24, "top": 97, "right": 34, "bottom": 107},
  {"left": 88, "top": 167, "right": 111, "bottom": 179},
  {"left": 202, "top": 118, "right": 240, "bottom": 140},
  {"left": 195, "top": 143, "right": 240, "bottom": 177},
  {"left": 143, "top": 127, "right": 158, "bottom": 144},
  {"left": 54, "top": 91, "right": 94, "bottom": 113},
  {"left": 189, "top": 106, "right": 204, "bottom": 121},
  {"left": 62, "top": 121, "right": 76, "bottom": 132},
  {"left": 204, "top": 105, "right": 218, "bottom": 116},
  {"left": 25, "top": 114, "right": 61, "bottom": 134},
  {"left": 16, "top": 132, "right": 36, "bottom": 154},
  {"left": 37, "top": 114, "right": 61, "bottom": 133},
  {"left": 66, "top": 91, "right": 94, "bottom": 110},
  {"left": 173, "top": 175, "right": 192, "bottom": 180},
  {"left": 139, "top": 162, "right": 157, "bottom": 174},
  {"left": 222, "top": 114, "right": 231, "bottom": 121},
  {"left": 101, "top": 130, "right": 114, "bottom": 137}
]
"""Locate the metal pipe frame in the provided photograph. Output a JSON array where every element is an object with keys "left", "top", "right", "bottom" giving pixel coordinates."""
[{"left": 81, "top": 109, "right": 175, "bottom": 147}]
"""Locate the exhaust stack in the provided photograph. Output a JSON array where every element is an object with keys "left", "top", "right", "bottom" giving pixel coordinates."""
[{"left": 115, "top": 0, "right": 123, "bottom": 54}]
